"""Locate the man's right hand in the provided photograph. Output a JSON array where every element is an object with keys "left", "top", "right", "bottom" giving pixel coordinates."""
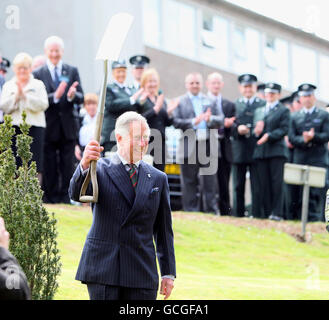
[
  {"left": 194, "top": 113, "right": 206, "bottom": 126},
  {"left": 81, "top": 140, "right": 104, "bottom": 170},
  {"left": 0, "top": 217, "right": 10, "bottom": 250},
  {"left": 54, "top": 81, "right": 67, "bottom": 100},
  {"left": 238, "top": 125, "right": 250, "bottom": 135}
]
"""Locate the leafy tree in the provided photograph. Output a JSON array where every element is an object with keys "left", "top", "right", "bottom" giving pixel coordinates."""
[{"left": 0, "top": 113, "right": 61, "bottom": 299}]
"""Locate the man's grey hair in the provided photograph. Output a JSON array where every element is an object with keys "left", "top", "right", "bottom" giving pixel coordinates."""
[
  {"left": 207, "top": 72, "right": 223, "bottom": 82},
  {"left": 115, "top": 111, "right": 150, "bottom": 140},
  {"left": 44, "top": 36, "right": 65, "bottom": 50}
]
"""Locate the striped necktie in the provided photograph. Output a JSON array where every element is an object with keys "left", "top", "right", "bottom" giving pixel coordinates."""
[{"left": 128, "top": 164, "right": 138, "bottom": 191}]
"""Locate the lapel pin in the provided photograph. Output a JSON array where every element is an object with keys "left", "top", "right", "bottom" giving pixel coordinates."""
[{"left": 147, "top": 174, "right": 151, "bottom": 178}]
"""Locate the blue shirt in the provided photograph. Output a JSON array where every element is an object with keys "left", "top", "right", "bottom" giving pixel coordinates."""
[{"left": 188, "top": 92, "right": 207, "bottom": 130}]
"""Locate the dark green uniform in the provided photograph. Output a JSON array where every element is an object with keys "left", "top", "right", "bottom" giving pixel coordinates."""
[
  {"left": 288, "top": 107, "right": 329, "bottom": 221},
  {"left": 101, "top": 83, "right": 141, "bottom": 153},
  {"left": 253, "top": 102, "right": 290, "bottom": 218},
  {"left": 231, "top": 96, "right": 266, "bottom": 217}
]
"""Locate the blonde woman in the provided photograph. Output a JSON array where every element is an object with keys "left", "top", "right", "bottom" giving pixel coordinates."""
[
  {"left": 0, "top": 52, "right": 48, "bottom": 183},
  {"left": 139, "top": 68, "right": 178, "bottom": 171}
]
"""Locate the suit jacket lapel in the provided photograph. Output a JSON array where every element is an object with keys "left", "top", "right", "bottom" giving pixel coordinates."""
[
  {"left": 104, "top": 154, "right": 135, "bottom": 207},
  {"left": 184, "top": 95, "right": 196, "bottom": 118},
  {"left": 43, "top": 65, "right": 56, "bottom": 92}
]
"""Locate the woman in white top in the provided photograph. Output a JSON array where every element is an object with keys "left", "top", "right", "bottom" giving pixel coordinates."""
[{"left": 0, "top": 52, "right": 49, "bottom": 182}]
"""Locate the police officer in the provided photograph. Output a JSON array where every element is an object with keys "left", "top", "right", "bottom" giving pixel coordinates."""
[
  {"left": 256, "top": 83, "right": 266, "bottom": 100},
  {"left": 288, "top": 84, "right": 329, "bottom": 222},
  {"left": 232, "top": 74, "right": 266, "bottom": 218},
  {"left": 281, "top": 91, "right": 301, "bottom": 220},
  {"left": 129, "top": 55, "right": 150, "bottom": 93},
  {"left": 101, "top": 60, "right": 146, "bottom": 154},
  {"left": 253, "top": 83, "right": 290, "bottom": 220},
  {"left": 0, "top": 57, "right": 10, "bottom": 123}
]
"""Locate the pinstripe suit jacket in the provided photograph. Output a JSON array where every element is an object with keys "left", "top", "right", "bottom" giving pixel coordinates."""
[{"left": 69, "top": 154, "right": 176, "bottom": 290}]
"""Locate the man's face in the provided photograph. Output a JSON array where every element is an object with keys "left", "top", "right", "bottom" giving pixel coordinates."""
[
  {"left": 45, "top": 43, "right": 63, "bottom": 66},
  {"left": 132, "top": 67, "right": 144, "bottom": 82},
  {"left": 186, "top": 75, "right": 202, "bottom": 96},
  {"left": 206, "top": 77, "right": 223, "bottom": 96},
  {"left": 299, "top": 94, "right": 316, "bottom": 109},
  {"left": 265, "top": 92, "right": 280, "bottom": 103},
  {"left": 117, "top": 120, "right": 149, "bottom": 163},
  {"left": 85, "top": 102, "right": 97, "bottom": 118},
  {"left": 257, "top": 91, "right": 265, "bottom": 100},
  {"left": 239, "top": 83, "right": 256, "bottom": 99},
  {"left": 292, "top": 99, "right": 302, "bottom": 112},
  {"left": 112, "top": 68, "right": 127, "bottom": 84}
]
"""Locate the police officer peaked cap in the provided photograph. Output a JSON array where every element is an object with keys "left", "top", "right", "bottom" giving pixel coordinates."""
[
  {"left": 112, "top": 60, "right": 127, "bottom": 69},
  {"left": 129, "top": 55, "right": 150, "bottom": 68},
  {"left": 238, "top": 74, "right": 257, "bottom": 85},
  {"left": 298, "top": 83, "right": 317, "bottom": 96},
  {"left": 257, "top": 83, "right": 265, "bottom": 92},
  {"left": 280, "top": 95, "right": 293, "bottom": 105},
  {"left": 0, "top": 57, "right": 11, "bottom": 72},
  {"left": 264, "top": 82, "right": 281, "bottom": 93}
]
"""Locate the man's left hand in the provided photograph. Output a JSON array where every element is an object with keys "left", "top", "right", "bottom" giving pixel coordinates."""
[
  {"left": 67, "top": 81, "right": 79, "bottom": 100},
  {"left": 224, "top": 117, "right": 236, "bottom": 128},
  {"left": 257, "top": 133, "right": 269, "bottom": 145},
  {"left": 160, "top": 278, "right": 174, "bottom": 300}
]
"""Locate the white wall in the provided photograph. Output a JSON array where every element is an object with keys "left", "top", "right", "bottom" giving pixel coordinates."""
[{"left": 0, "top": 0, "right": 144, "bottom": 93}]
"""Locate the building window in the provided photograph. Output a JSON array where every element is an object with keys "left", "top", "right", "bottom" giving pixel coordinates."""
[
  {"left": 319, "top": 55, "right": 329, "bottom": 102},
  {"left": 291, "top": 44, "right": 317, "bottom": 89},
  {"left": 200, "top": 11, "right": 229, "bottom": 69},
  {"left": 162, "top": 0, "right": 196, "bottom": 59},
  {"left": 232, "top": 25, "right": 260, "bottom": 76},
  {"left": 263, "top": 36, "right": 289, "bottom": 88},
  {"left": 233, "top": 25, "right": 247, "bottom": 60},
  {"left": 142, "top": 0, "right": 161, "bottom": 48}
]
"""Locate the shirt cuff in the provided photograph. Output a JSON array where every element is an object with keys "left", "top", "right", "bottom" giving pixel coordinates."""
[
  {"left": 79, "top": 162, "right": 89, "bottom": 175},
  {"left": 162, "top": 275, "right": 175, "bottom": 281},
  {"left": 130, "top": 97, "right": 135, "bottom": 105},
  {"left": 53, "top": 96, "right": 60, "bottom": 104}
]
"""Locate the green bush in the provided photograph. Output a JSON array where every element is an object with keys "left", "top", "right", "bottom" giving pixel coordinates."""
[{"left": 0, "top": 113, "right": 61, "bottom": 300}]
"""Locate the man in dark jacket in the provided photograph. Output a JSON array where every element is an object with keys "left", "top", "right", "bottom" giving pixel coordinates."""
[
  {"left": 33, "top": 36, "right": 84, "bottom": 203},
  {"left": 206, "top": 72, "right": 235, "bottom": 216},
  {"left": 288, "top": 84, "right": 329, "bottom": 221},
  {"left": 101, "top": 60, "right": 146, "bottom": 154},
  {"left": 231, "top": 74, "right": 266, "bottom": 218},
  {"left": 0, "top": 218, "right": 30, "bottom": 300},
  {"left": 69, "top": 112, "right": 176, "bottom": 300},
  {"left": 253, "top": 83, "right": 290, "bottom": 221}
]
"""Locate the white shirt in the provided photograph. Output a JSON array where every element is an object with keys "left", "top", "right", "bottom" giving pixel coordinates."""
[
  {"left": 303, "top": 106, "right": 316, "bottom": 114},
  {"left": 46, "top": 59, "right": 63, "bottom": 83},
  {"left": 79, "top": 114, "right": 97, "bottom": 147},
  {"left": 244, "top": 96, "right": 256, "bottom": 105},
  {"left": 265, "top": 100, "right": 279, "bottom": 114}
]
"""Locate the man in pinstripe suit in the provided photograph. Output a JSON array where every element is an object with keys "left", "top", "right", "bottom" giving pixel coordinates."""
[{"left": 69, "top": 112, "right": 176, "bottom": 300}]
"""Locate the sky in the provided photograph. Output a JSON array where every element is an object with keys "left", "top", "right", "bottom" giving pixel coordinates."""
[{"left": 225, "top": 0, "right": 329, "bottom": 41}]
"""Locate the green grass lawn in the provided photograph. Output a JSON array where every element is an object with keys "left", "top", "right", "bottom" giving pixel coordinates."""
[{"left": 47, "top": 204, "right": 329, "bottom": 300}]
